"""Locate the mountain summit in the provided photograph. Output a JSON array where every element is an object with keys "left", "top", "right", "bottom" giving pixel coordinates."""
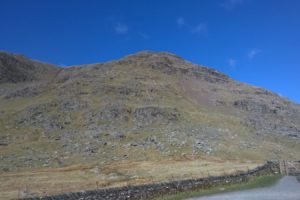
[{"left": 0, "top": 51, "right": 299, "bottom": 172}]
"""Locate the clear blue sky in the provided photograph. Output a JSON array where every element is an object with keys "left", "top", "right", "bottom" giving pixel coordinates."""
[{"left": 1, "top": 0, "right": 300, "bottom": 103}]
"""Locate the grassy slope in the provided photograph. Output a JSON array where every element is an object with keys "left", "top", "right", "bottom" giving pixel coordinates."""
[{"left": 1, "top": 62, "right": 299, "bottom": 170}]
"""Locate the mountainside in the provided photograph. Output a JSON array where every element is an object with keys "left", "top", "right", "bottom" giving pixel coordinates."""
[
  {"left": 1, "top": 51, "right": 300, "bottom": 172},
  {"left": 0, "top": 52, "right": 60, "bottom": 83}
]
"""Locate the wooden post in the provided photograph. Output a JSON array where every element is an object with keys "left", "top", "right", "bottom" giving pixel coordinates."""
[
  {"left": 283, "top": 160, "right": 288, "bottom": 175},
  {"left": 279, "top": 160, "right": 283, "bottom": 174}
]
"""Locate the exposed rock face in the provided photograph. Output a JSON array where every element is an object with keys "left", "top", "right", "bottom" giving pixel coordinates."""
[
  {"left": 133, "top": 106, "right": 180, "bottom": 124},
  {"left": 0, "top": 51, "right": 300, "bottom": 171},
  {"left": 3, "top": 85, "right": 41, "bottom": 99}
]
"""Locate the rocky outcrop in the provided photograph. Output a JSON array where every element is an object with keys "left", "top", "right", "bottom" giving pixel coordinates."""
[
  {"left": 3, "top": 85, "right": 43, "bottom": 99},
  {"left": 133, "top": 106, "right": 180, "bottom": 124},
  {"left": 189, "top": 67, "right": 230, "bottom": 83},
  {"left": 233, "top": 99, "right": 277, "bottom": 114}
]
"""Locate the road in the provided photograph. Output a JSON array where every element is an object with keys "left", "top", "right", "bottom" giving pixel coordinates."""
[{"left": 187, "top": 176, "right": 300, "bottom": 200}]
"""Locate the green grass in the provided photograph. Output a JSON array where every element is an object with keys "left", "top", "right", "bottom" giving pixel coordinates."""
[{"left": 154, "top": 174, "right": 282, "bottom": 200}]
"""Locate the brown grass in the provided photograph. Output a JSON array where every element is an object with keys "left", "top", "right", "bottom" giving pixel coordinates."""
[{"left": 0, "top": 157, "right": 262, "bottom": 200}]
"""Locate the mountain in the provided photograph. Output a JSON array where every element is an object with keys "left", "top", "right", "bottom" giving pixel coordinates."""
[
  {"left": 0, "top": 52, "right": 60, "bottom": 83},
  {"left": 0, "top": 51, "right": 300, "bottom": 172}
]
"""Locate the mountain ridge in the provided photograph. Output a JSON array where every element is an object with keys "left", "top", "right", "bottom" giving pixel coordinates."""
[{"left": 0, "top": 50, "right": 288, "bottom": 101}]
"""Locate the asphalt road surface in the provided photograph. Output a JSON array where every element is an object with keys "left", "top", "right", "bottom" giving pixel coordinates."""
[{"left": 187, "top": 176, "right": 300, "bottom": 200}]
